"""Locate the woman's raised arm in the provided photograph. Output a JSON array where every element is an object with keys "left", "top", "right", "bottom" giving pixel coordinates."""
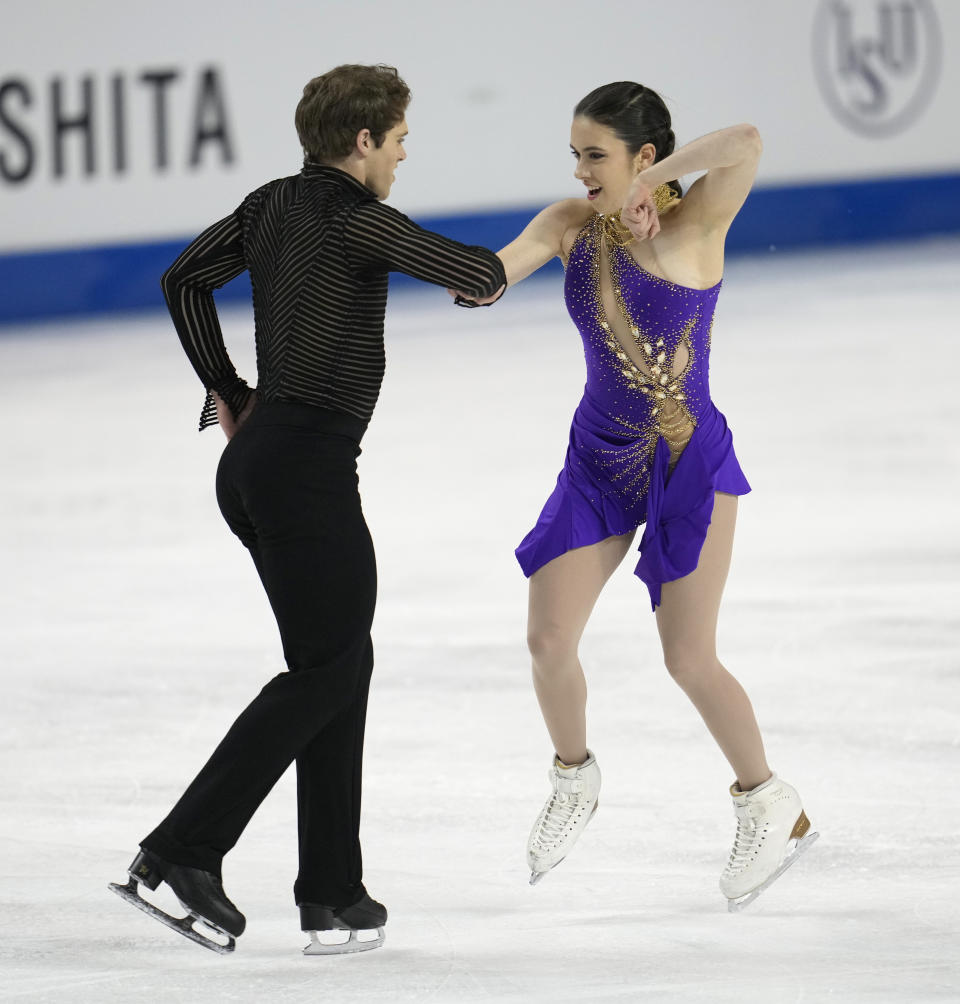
[
  {"left": 623, "top": 124, "right": 763, "bottom": 238},
  {"left": 451, "top": 199, "right": 591, "bottom": 304}
]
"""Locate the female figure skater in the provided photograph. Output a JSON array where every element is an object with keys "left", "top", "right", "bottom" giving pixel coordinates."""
[
  {"left": 458, "top": 82, "right": 816, "bottom": 910},
  {"left": 109, "top": 64, "right": 505, "bottom": 954}
]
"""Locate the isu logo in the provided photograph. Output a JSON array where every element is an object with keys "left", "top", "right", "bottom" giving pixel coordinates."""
[{"left": 812, "top": 0, "right": 942, "bottom": 136}]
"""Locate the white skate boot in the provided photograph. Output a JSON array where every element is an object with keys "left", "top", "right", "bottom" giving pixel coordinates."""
[
  {"left": 527, "top": 750, "right": 601, "bottom": 885},
  {"left": 720, "top": 774, "right": 818, "bottom": 912}
]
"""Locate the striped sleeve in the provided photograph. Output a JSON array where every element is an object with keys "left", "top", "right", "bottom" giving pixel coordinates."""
[
  {"left": 343, "top": 201, "right": 506, "bottom": 298},
  {"left": 160, "top": 212, "right": 253, "bottom": 430}
]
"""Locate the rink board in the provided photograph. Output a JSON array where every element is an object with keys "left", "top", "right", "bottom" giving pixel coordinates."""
[
  {"left": 3, "top": 170, "right": 960, "bottom": 324},
  {"left": 2, "top": 0, "right": 959, "bottom": 322}
]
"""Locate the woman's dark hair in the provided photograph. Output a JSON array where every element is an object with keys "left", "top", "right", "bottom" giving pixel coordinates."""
[
  {"left": 296, "top": 64, "right": 411, "bottom": 164},
  {"left": 574, "top": 82, "right": 681, "bottom": 198}
]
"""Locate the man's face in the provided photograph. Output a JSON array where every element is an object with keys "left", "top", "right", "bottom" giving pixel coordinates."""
[{"left": 365, "top": 118, "right": 408, "bottom": 199}]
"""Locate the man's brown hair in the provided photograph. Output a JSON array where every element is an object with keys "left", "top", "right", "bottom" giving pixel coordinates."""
[{"left": 295, "top": 64, "right": 411, "bottom": 164}]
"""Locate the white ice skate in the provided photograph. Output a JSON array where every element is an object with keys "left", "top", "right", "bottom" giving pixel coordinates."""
[
  {"left": 720, "top": 774, "right": 818, "bottom": 912},
  {"left": 527, "top": 750, "right": 601, "bottom": 885}
]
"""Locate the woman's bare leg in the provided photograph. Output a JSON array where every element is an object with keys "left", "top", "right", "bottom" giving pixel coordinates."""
[
  {"left": 655, "top": 493, "right": 770, "bottom": 790},
  {"left": 527, "top": 531, "right": 635, "bottom": 765}
]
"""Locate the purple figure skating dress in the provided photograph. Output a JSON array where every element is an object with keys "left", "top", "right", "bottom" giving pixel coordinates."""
[{"left": 516, "top": 213, "right": 750, "bottom": 609}]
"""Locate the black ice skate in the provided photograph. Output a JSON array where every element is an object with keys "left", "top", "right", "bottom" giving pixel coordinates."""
[
  {"left": 299, "top": 892, "right": 387, "bottom": 955},
  {"left": 109, "top": 849, "right": 246, "bottom": 954}
]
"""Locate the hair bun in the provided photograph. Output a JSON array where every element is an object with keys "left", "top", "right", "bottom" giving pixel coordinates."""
[
  {"left": 575, "top": 81, "right": 675, "bottom": 162},
  {"left": 661, "top": 127, "right": 676, "bottom": 159}
]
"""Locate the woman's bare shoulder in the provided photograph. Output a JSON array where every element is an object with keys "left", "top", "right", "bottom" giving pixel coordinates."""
[
  {"left": 546, "top": 199, "right": 594, "bottom": 260},
  {"left": 543, "top": 198, "right": 594, "bottom": 227}
]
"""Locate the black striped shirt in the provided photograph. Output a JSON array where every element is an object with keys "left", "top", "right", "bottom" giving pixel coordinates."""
[{"left": 160, "top": 163, "right": 506, "bottom": 430}]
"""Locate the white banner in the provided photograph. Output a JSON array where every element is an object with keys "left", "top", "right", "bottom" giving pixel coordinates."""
[{"left": 1, "top": 0, "right": 957, "bottom": 252}]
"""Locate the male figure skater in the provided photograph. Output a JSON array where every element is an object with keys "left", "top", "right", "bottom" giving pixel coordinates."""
[{"left": 109, "top": 64, "right": 505, "bottom": 955}]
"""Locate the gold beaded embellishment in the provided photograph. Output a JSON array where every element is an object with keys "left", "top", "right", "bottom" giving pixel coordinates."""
[
  {"left": 599, "top": 212, "right": 636, "bottom": 248},
  {"left": 652, "top": 183, "right": 681, "bottom": 214},
  {"left": 592, "top": 416, "right": 661, "bottom": 495},
  {"left": 600, "top": 185, "right": 681, "bottom": 247},
  {"left": 591, "top": 215, "right": 699, "bottom": 482}
]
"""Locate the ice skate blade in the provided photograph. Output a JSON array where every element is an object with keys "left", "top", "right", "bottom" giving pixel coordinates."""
[
  {"left": 726, "top": 830, "right": 819, "bottom": 913},
  {"left": 109, "top": 878, "right": 236, "bottom": 954},
  {"left": 303, "top": 927, "right": 385, "bottom": 955},
  {"left": 529, "top": 860, "right": 562, "bottom": 886}
]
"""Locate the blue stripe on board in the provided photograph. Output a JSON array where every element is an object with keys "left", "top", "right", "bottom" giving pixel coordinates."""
[{"left": 2, "top": 172, "right": 959, "bottom": 324}]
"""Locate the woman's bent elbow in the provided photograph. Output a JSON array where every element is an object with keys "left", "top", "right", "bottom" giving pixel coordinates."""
[{"left": 739, "top": 123, "right": 763, "bottom": 155}]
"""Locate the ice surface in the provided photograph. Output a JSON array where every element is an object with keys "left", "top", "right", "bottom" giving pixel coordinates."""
[{"left": 1, "top": 240, "right": 958, "bottom": 1002}]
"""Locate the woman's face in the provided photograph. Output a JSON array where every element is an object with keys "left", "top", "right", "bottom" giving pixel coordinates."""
[{"left": 569, "top": 116, "right": 641, "bottom": 216}]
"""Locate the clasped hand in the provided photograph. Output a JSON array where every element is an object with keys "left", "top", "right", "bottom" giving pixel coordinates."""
[
  {"left": 445, "top": 283, "right": 506, "bottom": 308},
  {"left": 621, "top": 175, "right": 661, "bottom": 242}
]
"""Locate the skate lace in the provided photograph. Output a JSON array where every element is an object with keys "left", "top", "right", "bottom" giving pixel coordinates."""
[
  {"left": 535, "top": 791, "right": 580, "bottom": 846},
  {"left": 725, "top": 806, "right": 767, "bottom": 875}
]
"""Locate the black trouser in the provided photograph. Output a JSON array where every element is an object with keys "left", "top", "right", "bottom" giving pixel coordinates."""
[{"left": 142, "top": 402, "right": 375, "bottom": 908}]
